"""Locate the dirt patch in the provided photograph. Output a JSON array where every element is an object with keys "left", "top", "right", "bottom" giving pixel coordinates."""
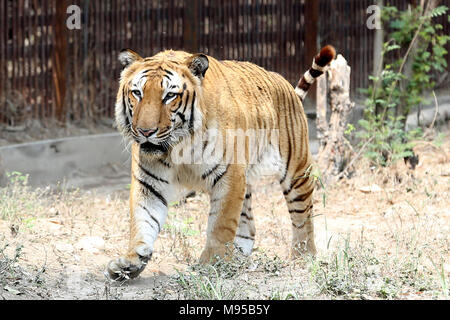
[{"left": 0, "top": 130, "right": 449, "bottom": 300}]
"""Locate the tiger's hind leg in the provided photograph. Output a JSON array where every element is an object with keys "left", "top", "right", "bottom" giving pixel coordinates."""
[
  {"left": 200, "top": 164, "right": 246, "bottom": 264},
  {"left": 234, "top": 185, "right": 256, "bottom": 256},
  {"left": 281, "top": 170, "right": 317, "bottom": 257}
]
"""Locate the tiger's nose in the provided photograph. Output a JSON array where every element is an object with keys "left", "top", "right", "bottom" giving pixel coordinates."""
[{"left": 138, "top": 127, "right": 157, "bottom": 137}]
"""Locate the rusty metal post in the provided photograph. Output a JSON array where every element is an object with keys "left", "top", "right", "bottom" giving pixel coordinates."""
[
  {"left": 183, "top": 0, "right": 199, "bottom": 53},
  {"left": 52, "top": 0, "right": 68, "bottom": 123}
]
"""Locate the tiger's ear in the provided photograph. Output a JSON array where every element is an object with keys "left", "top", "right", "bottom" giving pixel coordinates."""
[
  {"left": 118, "top": 49, "right": 142, "bottom": 68},
  {"left": 187, "top": 53, "right": 209, "bottom": 80}
]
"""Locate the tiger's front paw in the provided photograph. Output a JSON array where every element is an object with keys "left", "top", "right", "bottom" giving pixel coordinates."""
[
  {"left": 105, "top": 249, "right": 152, "bottom": 281},
  {"left": 199, "top": 242, "right": 232, "bottom": 264},
  {"left": 291, "top": 240, "right": 317, "bottom": 259}
]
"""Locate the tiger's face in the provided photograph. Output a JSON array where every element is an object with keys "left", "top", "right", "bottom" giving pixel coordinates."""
[{"left": 115, "top": 49, "right": 208, "bottom": 155}]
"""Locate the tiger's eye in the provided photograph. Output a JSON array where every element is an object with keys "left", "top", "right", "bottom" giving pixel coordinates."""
[{"left": 132, "top": 90, "right": 142, "bottom": 98}]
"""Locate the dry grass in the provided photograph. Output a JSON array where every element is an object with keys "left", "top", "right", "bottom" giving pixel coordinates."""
[{"left": 0, "top": 130, "right": 448, "bottom": 300}]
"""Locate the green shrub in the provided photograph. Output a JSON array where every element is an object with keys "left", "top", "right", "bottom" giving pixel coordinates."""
[{"left": 357, "top": 4, "right": 449, "bottom": 166}]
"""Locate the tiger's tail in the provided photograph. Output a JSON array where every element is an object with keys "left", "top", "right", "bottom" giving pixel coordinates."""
[{"left": 294, "top": 45, "right": 336, "bottom": 101}]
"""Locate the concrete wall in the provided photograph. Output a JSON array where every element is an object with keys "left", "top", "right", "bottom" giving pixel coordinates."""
[{"left": 0, "top": 133, "right": 131, "bottom": 189}]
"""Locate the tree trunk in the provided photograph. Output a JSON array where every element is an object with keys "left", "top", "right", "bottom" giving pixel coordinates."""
[
  {"left": 53, "top": 0, "right": 68, "bottom": 124},
  {"left": 316, "top": 54, "right": 355, "bottom": 184}
]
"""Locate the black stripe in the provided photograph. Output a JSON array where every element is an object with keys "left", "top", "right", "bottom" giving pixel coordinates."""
[
  {"left": 212, "top": 165, "right": 228, "bottom": 187},
  {"left": 283, "top": 187, "right": 292, "bottom": 196},
  {"left": 280, "top": 149, "right": 292, "bottom": 187},
  {"left": 188, "top": 91, "right": 196, "bottom": 131},
  {"left": 202, "top": 163, "right": 220, "bottom": 179},
  {"left": 163, "top": 69, "right": 173, "bottom": 76},
  {"left": 174, "top": 90, "right": 189, "bottom": 123},
  {"left": 173, "top": 91, "right": 186, "bottom": 113},
  {"left": 236, "top": 233, "right": 254, "bottom": 240},
  {"left": 284, "top": 175, "right": 309, "bottom": 196},
  {"left": 134, "top": 174, "right": 167, "bottom": 206},
  {"left": 288, "top": 204, "right": 313, "bottom": 214},
  {"left": 280, "top": 88, "right": 293, "bottom": 186},
  {"left": 280, "top": 170, "right": 288, "bottom": 185},
  {"left": 138, "top": 162, "right": 169, "bottom": 184},
  {"left": 292, "top": 222, "right": 306, "bottom": 229},
  {"left": 181, "top": 91, "right": 190, "bottom": 115},
  {"left": 158, "top": 159, "right": 171, "bottom": 168},
  {"left": 177, "top": 112, "right": 186, "bottom": 123},
  {"left": 309, "top": 68, "right": 323, "bottom": 78},
  {"left": 185, "top": 191, "right": 196, "bottom": 198},
  {"left": 290, "top": 175, "right": 311, "bottom": 193},
  {"left": 241, "top": 212, "right": 253, "bottom": 220},
  {"left": 288, "top": 188, "right": 314, "bottom": 203},
  {"left": 162, "top": 94, "right": 175, "bottom": 105},
  {"left": 122, "top": 88, "right": 130, "bottom": 127},
  {"left": 141, "top": 206, "right": 161, "bottom": 233},
  {"left": 298, "top": 78, "right": 311, "bottom": 92}
]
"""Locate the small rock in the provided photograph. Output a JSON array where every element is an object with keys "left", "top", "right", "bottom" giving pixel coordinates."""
[
  {"left": 48, "top": 218, "right": 63, "bottom": 225},
  {"left": 49, "top": 207, "right": 59, "bottom": 216},
  {"left": 10, "top": 224, "right": 19, "bottom": 237},
  {"left": 75, "top": 236, "right": 105, "bottom": 254},
  {"left": 359, "top": 184, "right": 382, "bottom": 193}
]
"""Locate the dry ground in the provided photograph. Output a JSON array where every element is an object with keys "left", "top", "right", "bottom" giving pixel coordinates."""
[{"left": 0, "top": 131, "right": 449, "bottom": 300}]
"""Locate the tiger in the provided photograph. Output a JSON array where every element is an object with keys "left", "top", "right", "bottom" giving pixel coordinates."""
[{"left": 106, "top": 45, "right": 336, "bottom": 280}]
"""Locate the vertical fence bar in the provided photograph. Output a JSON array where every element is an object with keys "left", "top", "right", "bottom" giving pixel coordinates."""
[
  {"left": 304, "top": 0, "right": 318, "bottom": 103},
  {"left": 52, "top": 0, "right": 68, "bottom": 122},
  {"left": 44, "top": 0, "right": 51, "bottom": 119},
  {"left": 11, "top": 0, "right": 17, "bottom": 122},
  {"left": 183, "top": 0, "right": 199, "bottom": 53}
]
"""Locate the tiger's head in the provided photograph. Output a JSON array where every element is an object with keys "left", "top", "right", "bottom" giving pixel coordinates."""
[{"left": 115, "top": 49, "right": 208, "bottom": 156}]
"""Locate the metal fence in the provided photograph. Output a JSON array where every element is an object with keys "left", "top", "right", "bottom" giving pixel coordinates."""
[{"left": 1, "top": 0, "right": 449, "bottom": 125}]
